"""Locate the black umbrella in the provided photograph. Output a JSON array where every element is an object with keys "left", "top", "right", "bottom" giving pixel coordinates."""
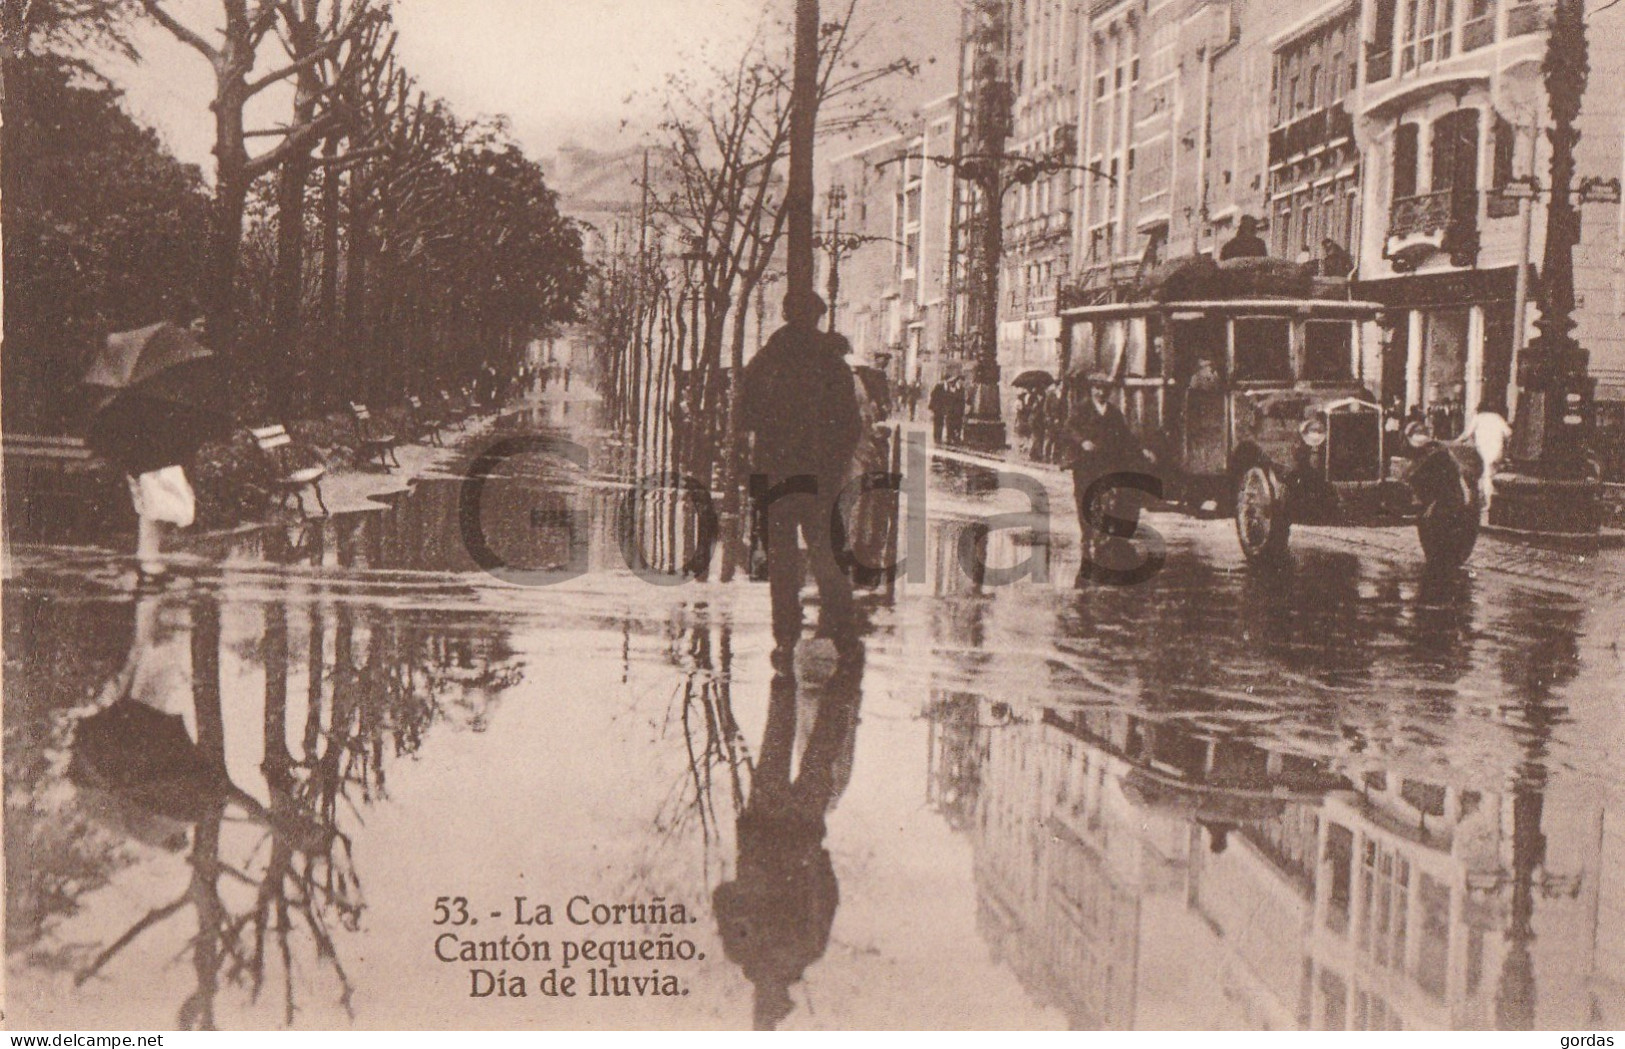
[
  {"left": 70, "top": 698, "right": 335, "bottom": 855},
  {"left": 68, "top": 699, "right": 233, "bottom": 827},
  {"left": 82, "top": 323, "right": 229, "bottom": 474},
  {"left": 1011, "top": 370, "right": 1054, "bottom": 390}
]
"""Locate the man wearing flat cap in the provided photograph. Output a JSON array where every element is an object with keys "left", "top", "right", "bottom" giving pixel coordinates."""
[{"left": 740, "top": 291, "right": 861, "bottom": 651}]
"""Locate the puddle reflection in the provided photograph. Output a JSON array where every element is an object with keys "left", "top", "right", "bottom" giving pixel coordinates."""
[{"left": 5, "top": 405, "right": 1621, "bottom": 1030}]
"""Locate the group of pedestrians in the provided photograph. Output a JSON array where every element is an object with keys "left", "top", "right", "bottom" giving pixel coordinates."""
[
  {"left": 926, "top": 376, "right": 968, "bottom": 445},
  {"left": 893, "top": 380, "right": 923, "bottom": 421},
  {"left": 1012, "top": 384, "right": 1070, "bottom": 463}
]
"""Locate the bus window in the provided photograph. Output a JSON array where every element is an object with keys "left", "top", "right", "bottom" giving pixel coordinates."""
[
  {"left": 1171, "top": 317, "right": 1224, "bottom": 383},
  {"left": 1233, "top": 317, "right": 1292, "bottom": 382},
  {"left": 1095, "top": 321, "right": 1124, "bottom": 376},
  {"left": 1078, "top": 321, "right": 1116, "bottom": 374},
  {"left": 1305, "top": 321, "right": 1355, "bottom": 381},
  {"left": 1124, "top": 318, "right": 1147, "bottom": 376}
]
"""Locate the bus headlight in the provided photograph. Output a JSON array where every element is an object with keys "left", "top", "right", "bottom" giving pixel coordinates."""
[{"left": 1300, "top": 419, "right": 1327, "bottom": 448}]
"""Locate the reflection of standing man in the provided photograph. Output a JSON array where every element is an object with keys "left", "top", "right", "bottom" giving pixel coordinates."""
[
  {"left": 740, "top": 292, "right": 861, "bottom": 652},
  {"left": 714, "top": 644, "right": 864, "bottom": 1029}
]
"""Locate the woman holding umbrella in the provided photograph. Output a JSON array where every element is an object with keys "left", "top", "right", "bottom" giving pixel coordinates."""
[{"left": 83, "top": 317, "right": 228, "bottom": 584}]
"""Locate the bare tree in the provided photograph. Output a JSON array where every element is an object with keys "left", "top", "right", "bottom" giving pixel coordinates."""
[
  {"left": 265, "top": 0, "right": 391, "bottom": 416},
  {"left": 648, "top": 0, "right": 914, "bottom": 576},
  {"left": 136, "top": 0, "right": 379, "bottom": 366}
]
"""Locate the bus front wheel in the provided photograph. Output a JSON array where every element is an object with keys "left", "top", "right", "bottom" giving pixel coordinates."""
[{"left": 1235, "top": 463, "right": 1291, "bottom": 564}]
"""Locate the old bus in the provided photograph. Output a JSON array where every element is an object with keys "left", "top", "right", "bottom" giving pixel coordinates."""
[{"left": 1058, "top": 291, "right": 1480, "bottom": 567}]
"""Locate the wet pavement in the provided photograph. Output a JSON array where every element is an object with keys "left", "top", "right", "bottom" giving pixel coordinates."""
[{"left": 5, "top": 398, "right": 1623, "bottom": 1030}]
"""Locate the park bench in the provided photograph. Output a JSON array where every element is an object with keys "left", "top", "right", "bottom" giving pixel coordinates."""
[
  {"left": 4, "top": 434, "right": 102, "bottom": 468},
  {"left": 248, "top": 425, "right": 328, "bottom": 518},
  {"left": 348, "top": 402, "right": 400, "bottom": 471},
  {"left": 405, "top": 395, "right": 444, "bottom": 447},
  {"left": 2, "top": 434, "right": 118, "bottom": 537}
]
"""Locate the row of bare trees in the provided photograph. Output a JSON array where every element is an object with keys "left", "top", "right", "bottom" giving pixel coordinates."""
[
  {"left": 137, "top": 0, "right": 591, "bottom": 417},
  {"left": 4, "top": 0, "right": 588, "bottom": 424},
  {"left": 586, "top": 2, "right": 912, "bottom": 577}
]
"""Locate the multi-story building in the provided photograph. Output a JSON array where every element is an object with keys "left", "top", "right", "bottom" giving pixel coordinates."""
[
  {"left": 1349, "top": 0, "right": 1625, "bottom": 431},
  {"left": 834, "top": 0, "right": 1625, "bottom": 442},
  {"left": 1266, "top": 3, "right": 1363, "bottom": 266},
  {"left": 1072, "top": 0, "right": 1147, "bottom": 300},
  {"left": 821, "top": 95, "right": 960, "bottom": 388},
  {"left": 997, "top": 0, "right": 1085, "bottom": 414}
]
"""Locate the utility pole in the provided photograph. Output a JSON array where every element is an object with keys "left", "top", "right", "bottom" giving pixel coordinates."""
[
  {"left": 786, "top": 0, "right": 820, "bottom": 311},
  {"left": 1492, "top": 0, "right": 1604, "bottom": 538}
]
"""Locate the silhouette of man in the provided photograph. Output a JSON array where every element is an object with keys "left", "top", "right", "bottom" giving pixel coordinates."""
[
  {"left": 944, "top": 376, "right": 967, "bottom": 444},
  {"left": 1219, "top": 215, "right": 1269, "bottom": 260},
  {"left": 713, "top": 643, "right": 864, "bottom": 1029},
  {"left": 740, "top": 291, "right": 861, "bottom": 651},
  {"left": 928, "top": 378, "right": 950, "bottom": 442}
]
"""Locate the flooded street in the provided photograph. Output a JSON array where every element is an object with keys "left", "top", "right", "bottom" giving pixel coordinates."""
[{"left": 6, "top": 403, "right": 1624, "bottom": 1030}]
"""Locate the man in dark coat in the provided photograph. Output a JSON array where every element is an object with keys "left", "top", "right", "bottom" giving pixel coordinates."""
[
  {"left": 1320, "top": 237, "right": 1356, "bottom": 279},
  {"left": 1219, "top": 214, "right": 1269, "bottom": 260},
  {"left": 944, "top": 376, "right": 967, "bottom": 444},
  {"left": 928, "top": 378, "right": 950, "bottom": 442},
  {"left": 740, "top": 291, "right": 861, "bottom": 650},
  {"left": 1062, "top": 374, "right": 1147, "bottom": 553}
]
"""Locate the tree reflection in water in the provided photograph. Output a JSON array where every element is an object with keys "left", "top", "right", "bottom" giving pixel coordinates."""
[{"left": 42, "top": 584, "right": 522, "bottom": 1028}]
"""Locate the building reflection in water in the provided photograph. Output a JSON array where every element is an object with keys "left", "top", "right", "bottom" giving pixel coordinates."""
[
  {"left": 924, "top": 592, "right": 1619, "bottom": 1030},
  {"left": 7, "top": 545, "right": 523, "bottom": 1028}
]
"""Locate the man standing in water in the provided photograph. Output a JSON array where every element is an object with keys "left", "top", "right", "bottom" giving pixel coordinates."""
[{"left": 740, "top": 291, "right": 861, "bottom": 652}]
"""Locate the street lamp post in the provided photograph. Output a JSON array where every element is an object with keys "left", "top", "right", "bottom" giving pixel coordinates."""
[
  {"left": 882, "top": 145, "right": 1107, "bottom": 450},
  {"left": 1491, "top": 0, "right": 1611, "bottom": 539},
  {"left": 824, "top": 185, "right": 847, "bottom": 330}
]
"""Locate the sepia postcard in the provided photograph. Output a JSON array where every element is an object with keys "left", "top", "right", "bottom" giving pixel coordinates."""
[{"left": 3, "top": 0, "right": 1623, "bottom": 1033}]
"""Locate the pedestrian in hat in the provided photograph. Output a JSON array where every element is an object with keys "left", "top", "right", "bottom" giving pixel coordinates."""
[
  {"left": 928, "top": 377, "right": 950, "bottom": 443},
  {"left": 1062, "top": 373, "right": 1150, "bottom": 582},
  {"left": 944, "top": 376, "right": 967, "bottom": 445},
  {"left": 1220, "top": 215, "right": 1269, "bottom": 260},
  {"left": 739, "top": 291, "right": 862, "bottom": 653}
]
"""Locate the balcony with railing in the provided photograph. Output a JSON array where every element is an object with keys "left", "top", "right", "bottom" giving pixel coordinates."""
[
  {"left": 1058, "top": 261, "right": 1144, "bottom": 311},
  {"left": 1268, "top": 105, "right": 1355, "bottom": 167},
  {"left": 1385, "top": 188, "right": 1480, "bottom": 268}
]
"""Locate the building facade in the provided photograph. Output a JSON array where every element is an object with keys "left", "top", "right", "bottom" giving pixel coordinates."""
[
  {"left": 823, "top": 95, "right": 960, "bottom": 387},
  {"left": 823, "top": 0, "right": 1625, "bottom": 440},
  {"left": 1350, "top": 0, "right": 1625, "bottom": 432},
  {"left": 998, "top": 0, "right": 1086, "bottom": 416}
]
